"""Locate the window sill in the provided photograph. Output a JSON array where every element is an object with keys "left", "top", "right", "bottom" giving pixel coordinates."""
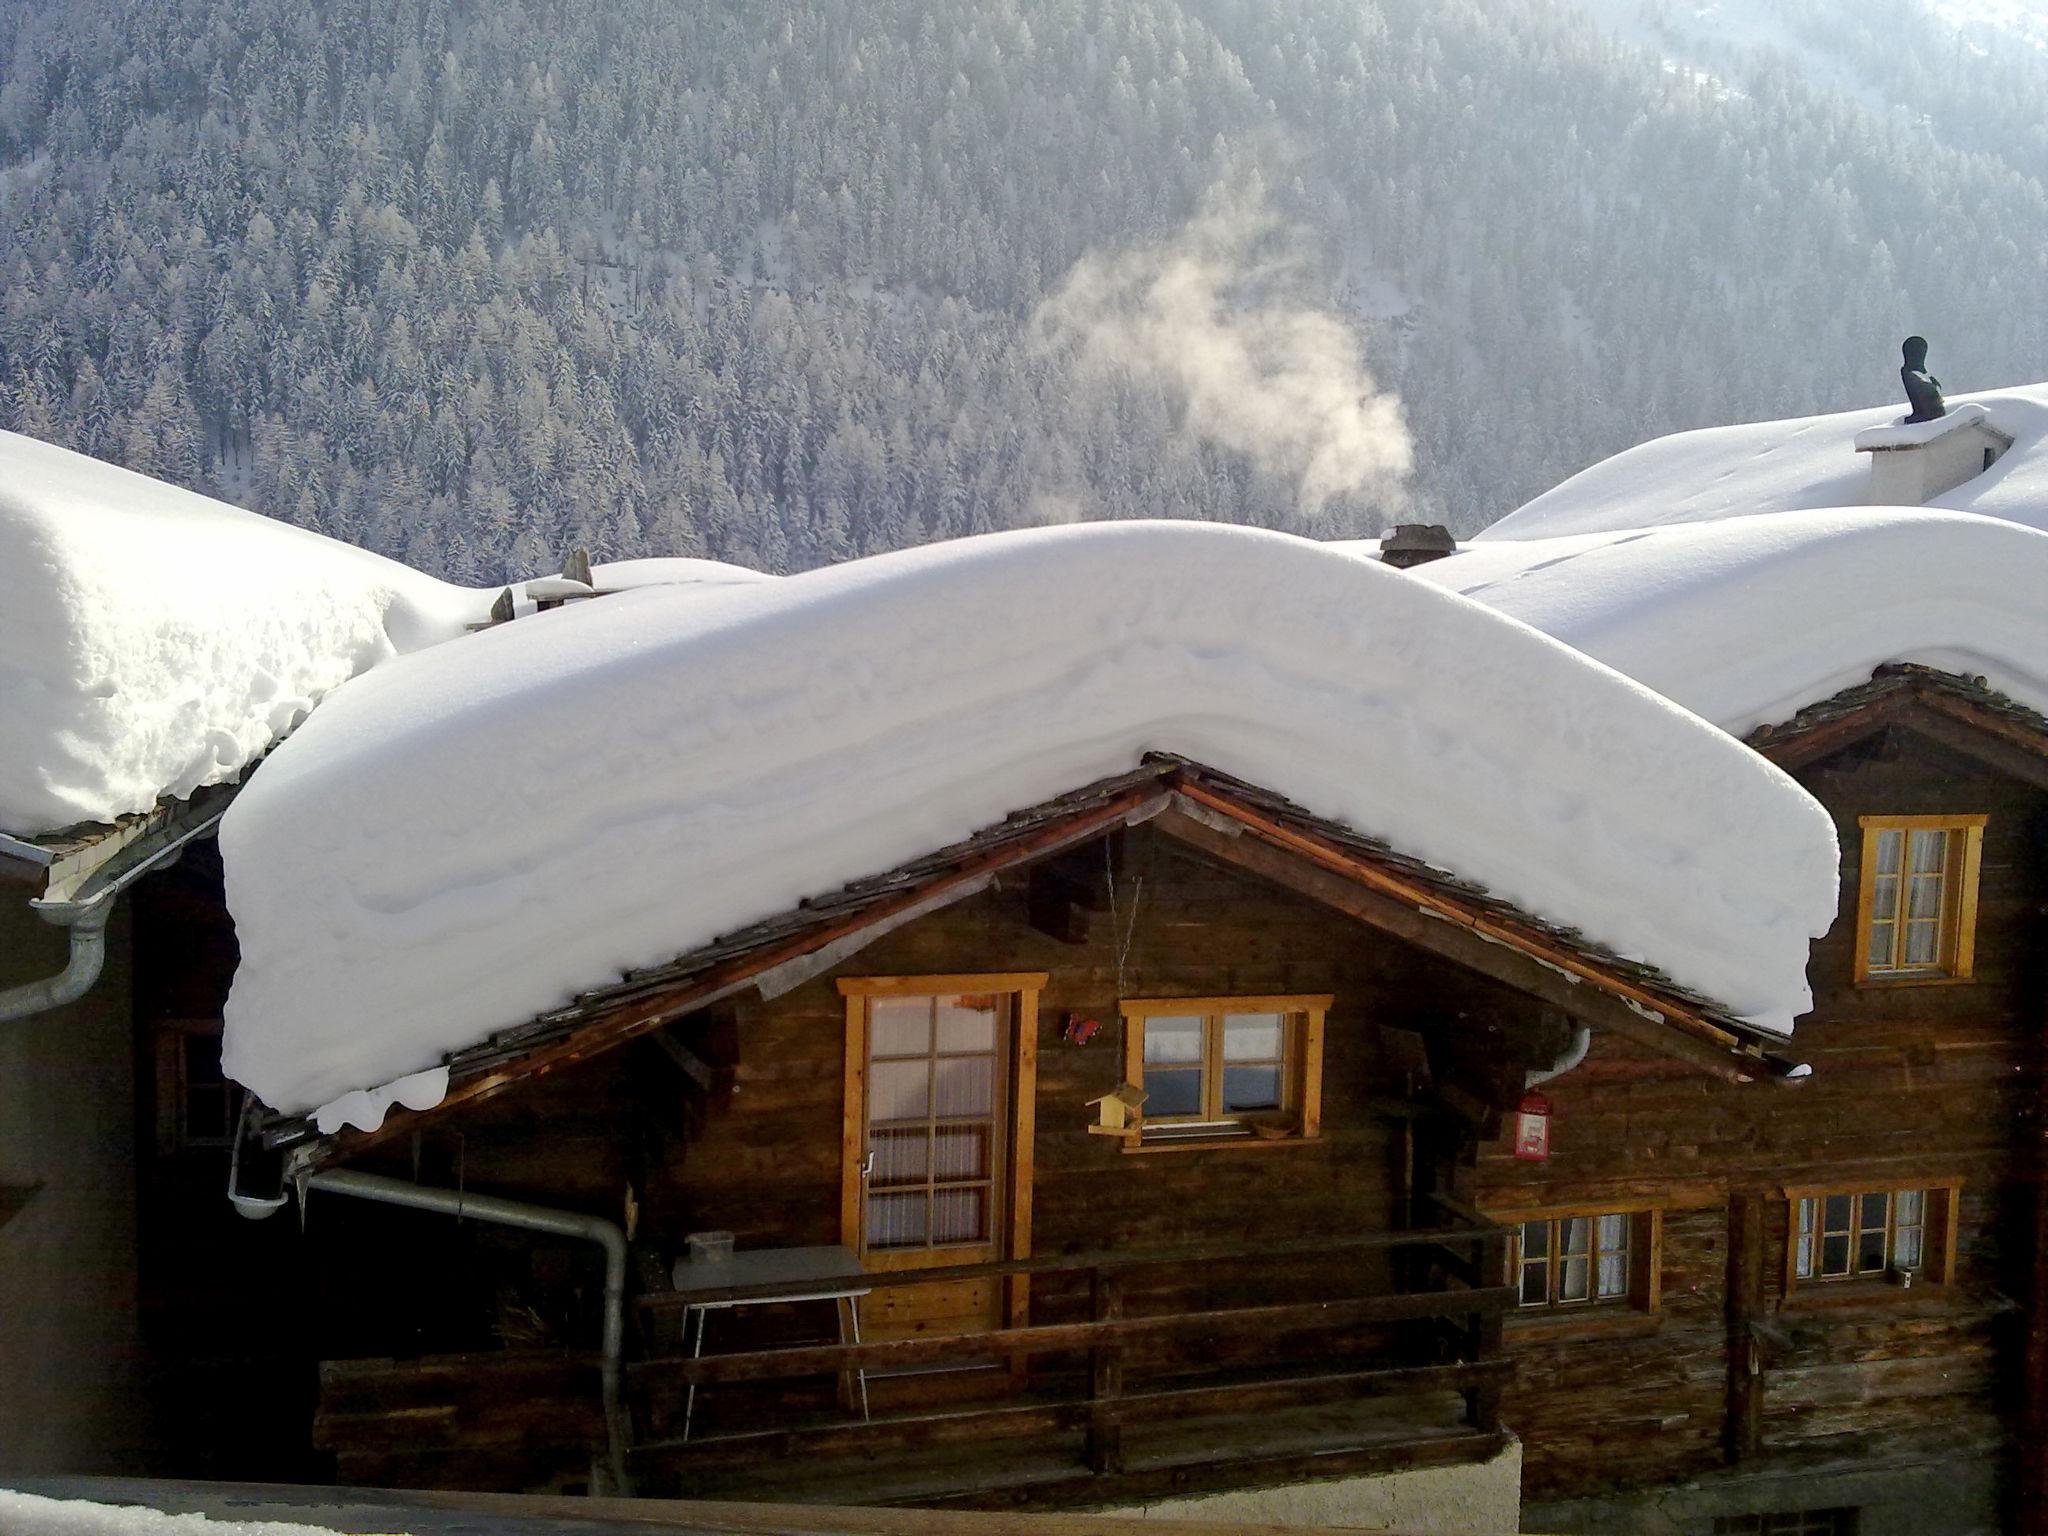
[
  {"left": 1777, "top": 1281, "right": 1953, "bottom": 1313},
  {"left": 1504, "top": 1308, "right": 1661, "bottom": 1343},
  {"left": 1853, "top": 972, "right": 1976, "bottom": 989},
  {"left": 1119, "top": 1131, "right": 1322, "bottom": 1155}
]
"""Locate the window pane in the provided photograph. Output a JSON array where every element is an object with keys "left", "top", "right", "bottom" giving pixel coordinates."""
[
  {"left": 1798, "top": 1198, "right": 1817, "bottom": 1235},
  {"left": 1895, "top": 1224, "right": 1924, "bottom": 1269},
  {"left": 870, "top": 997, "right": 931, "bottom": 1057},
  {"left": 933, "top": 1125, "right": 989, "bottom": 1180},
  {"left": 1870, "top": 880, "right": 1898, "bottom": 920},
  {"left": 1875, "top": 829, "right": 1903, "bottom": 874},
  {"left": 1858, "top": 1227, "right": 1887, "bottom": 1272},
  {"left": 1143, "top": 1017, "right": 1204, "bottom": 1064},
  {"left": 1597, "top": 1213, "right": 1628, "bottom": 1251},
  {"left": 1904, "top": 922, "right": 1940, "bottom": 965},
  {"left": 870, "top": 1059, "right": 931, "bottom": 1122},
  {"left": 1560, "top": 1217, "right": 1591, "bottom": 1256},
  {"left": 1823, "top": 1194, "right": 1852, "bottom": 1233},
  {"left": 1560, "top": 1255, "right": 1590, "bottom": 1302},
  {"left": 1822, "top": 1233, "right": 1850, "bottom": 1275},
  {"left": 1796, "top": 1231, "right": 1815, "bottom": 1279},
  {"left": 1906, "top": 875, "right": 1943, "bottom": 919},
  {"left": 935, "top": 995, "right": 997, "bottom": 1053},
  {"left": 1909, "top": 829, "right": 1947, "bottom": 874},
  {"left": 1896, "top": 1189, "right": 1924, "bottom": 1224},
  {"left": 932, "top": 1055, "right": 993, "bottom": 1118},
  {"left": 1222, "top": 1013, "right": 1285, "bottom": 1060},
  {"left": 1597, "top": 1251, "right": 1628, "bottom": 1299},
  {"left": 1521, "top": 1220, "right": 1549, "bottom": 1259},
  {"left": 1144, "top": 1067, "right": 1203, "bottom": 1116},
  {"left": 1221, "top": 1065, "right": 1281, "bottom": 1112},
  {"left": 869, "top": 1127, "right": 929, "bottom": 1187},
  {"left": 930, "top": 1186, "right": 988, "bottom": 1245},
  {"left": 1521, "top": 1260, "right": 1549, "bottom": 1306},
  {"left": 867, "top": 1192, "right": 928, "bottom": 1250}
]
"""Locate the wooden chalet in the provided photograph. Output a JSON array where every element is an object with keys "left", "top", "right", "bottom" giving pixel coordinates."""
[
  {"left": 123, "top": 751, "right": 1790, "bottom": 1523},
  {"left": 1481, "top": 663, "right": 2048, "bottom": 1536}
]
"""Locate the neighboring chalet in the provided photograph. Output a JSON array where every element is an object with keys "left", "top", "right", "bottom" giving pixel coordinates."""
[{"left": 1419, "top": 453, "right": 2048, "bottom": 1531}]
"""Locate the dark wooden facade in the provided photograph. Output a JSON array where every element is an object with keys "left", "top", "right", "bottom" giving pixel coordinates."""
[{"left": 1478, "top": 694, "right": 2048, "bottom": 1533}]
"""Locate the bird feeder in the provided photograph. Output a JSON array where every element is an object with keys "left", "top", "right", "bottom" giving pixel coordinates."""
[{"left": 1087, "top": 1082, "right": 1148, "bottom": 1136}]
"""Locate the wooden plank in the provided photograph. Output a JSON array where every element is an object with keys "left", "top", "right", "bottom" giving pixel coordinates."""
[
  {"left": 631, "top": 1286, "right": 1519, "bottom": 1386},
  {"left": 841, "top": 990, "right": 865, "bottom": 1253},
  {"left": 1086, "top": 1270, "right": 1124, "bottom": 1472},
  {"left": 1725, "top": 1190, "right": 1764, "bottom": 1463},
  {"left": 1151, "top": 799, "right": 1760, "bottom": 1084},
  {"left": 1008, "top": 986, "right": 1039, "bottom": 1329}
]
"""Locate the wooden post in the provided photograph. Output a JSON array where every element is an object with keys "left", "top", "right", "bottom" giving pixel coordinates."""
[
  {"left": 1464, "top": 1227, "right": 1506, "bottom": 1432},
  {"left": 1724, "top": 1190, "right": 1765, "bottom": 1463},
  {"left": 2021, "top": 1016, "right": 2048, "bottom": 1530},
  {"left": 1086, "top": 1268, "right": 1125, "bottom": 1473}
]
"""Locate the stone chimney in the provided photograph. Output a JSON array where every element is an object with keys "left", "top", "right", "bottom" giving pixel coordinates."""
[
  {"left": 1378, "top": 523, "right": 1457, "bottom": 569},
  {"left": 1854, "top": 403, "right": 2014, "bottom": 507}
]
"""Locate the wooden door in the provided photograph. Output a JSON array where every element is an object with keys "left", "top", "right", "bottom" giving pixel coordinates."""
[{"left": 840, "top": 976, "right": 1042, "bottom": 1344}]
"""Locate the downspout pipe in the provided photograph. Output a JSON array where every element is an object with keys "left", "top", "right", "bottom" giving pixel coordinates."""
[
  {"left": 305, "top": 1168, "right": 630, "bottom": 1494},
  {"left": 1525, "top": 1024, "right": 1593, "bottom": 1092},
  {"left": 0, "top": 896, "right": 114, "bottom": 1024}
]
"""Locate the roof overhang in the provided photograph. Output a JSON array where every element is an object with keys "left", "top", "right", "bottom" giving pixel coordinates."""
[
  {"left": 281, "top": 758, "right": 1797, "bottom": 1173},
  {"left": 1748, "top": 665, "right": 2048, "bottom": 791},
  {"left": 5, "top": 782, "right": 240, "bottom": 912}
]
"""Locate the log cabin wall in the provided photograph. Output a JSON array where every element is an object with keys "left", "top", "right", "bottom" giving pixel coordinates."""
[{"left": 1475, "top": 725, "right": 2047, "bottom": 1526}]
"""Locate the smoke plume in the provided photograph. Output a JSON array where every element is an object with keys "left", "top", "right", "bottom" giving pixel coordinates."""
[{"left": 1030, "top": 181, "right": 1414, "bottom": 515}]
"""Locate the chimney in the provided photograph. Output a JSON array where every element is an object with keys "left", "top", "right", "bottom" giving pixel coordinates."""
[{"left": 1378, "top": 523, "right": 1458, "bottom": 569}]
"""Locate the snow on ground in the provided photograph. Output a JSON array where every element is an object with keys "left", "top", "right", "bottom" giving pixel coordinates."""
[
  {"left": 219, "top": 520, "right": 1840, "bottom": 1117},
  {"left": 0, "top": 431, "right": 488, "bottom": 836},
  {"left": 1409, "top": 509, "right": 2048, "bottom": 737},
  {"left": 1481, "top": 383, "right": 2048, "bottom": 539},
  {"left": 0, "top": 1489, "right": 361, "bottom": 1536}
]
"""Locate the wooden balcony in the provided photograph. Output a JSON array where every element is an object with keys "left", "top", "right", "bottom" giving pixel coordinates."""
[{"left": 623, "top": 1207, "right": 1513, "bottom": 1509}]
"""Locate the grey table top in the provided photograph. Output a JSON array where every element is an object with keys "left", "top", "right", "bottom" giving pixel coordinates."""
[{"left": 669, "top": 1241, "right": 869, "bottom": 1302}]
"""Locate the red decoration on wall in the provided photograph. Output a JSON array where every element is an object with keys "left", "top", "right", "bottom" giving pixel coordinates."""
[
  {"left": 1512, "top": 1091, "right": 1551, "bottom": 1162},
  {"left": 1061, "top": 1012, "right": 1102, "bottom": 1045}
]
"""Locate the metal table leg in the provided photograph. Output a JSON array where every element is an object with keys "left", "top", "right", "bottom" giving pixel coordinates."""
[
  {"left": 837, "top": 1294, "right": 871, "bottom": 1422},
  {"left": 682, "top": 1303, "right": 709, "bottom": 1442}
]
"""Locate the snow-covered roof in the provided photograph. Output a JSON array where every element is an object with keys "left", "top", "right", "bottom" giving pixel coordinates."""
[
  {"left": 1412, "top": 508, "right": 2048, "bottom": 738},
  {"left": 218, "top": 520, "right": 1840, "bottom": 1118},
  {"left": 0, "top": 431, "right": 488, "bottom": 836},
  {"left": 1481, "top": 384, "right": 2048, "bottom": 539}
]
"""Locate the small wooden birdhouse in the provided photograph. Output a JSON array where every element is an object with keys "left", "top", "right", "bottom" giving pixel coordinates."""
[{"left": 1087, "top": 1082, "right": 1148, "bottom": 1136}]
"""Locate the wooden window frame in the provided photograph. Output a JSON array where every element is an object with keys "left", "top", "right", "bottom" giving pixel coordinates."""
[
  {"left": 1117, "top": 995, "right": 1329, "bottom": 1152},
  {"left": 1853, "top": 815, "right": 1985, "bottom": 986},
  {"left": 153, "top": 1018, "right": 238, "bottom": 1156},
  {"left": 1782, "top": 1180, "right": 1961, "bottom": 1298},
  {"left": 1491, "top": 1202, "right": 1662, "bottom": 1318}
]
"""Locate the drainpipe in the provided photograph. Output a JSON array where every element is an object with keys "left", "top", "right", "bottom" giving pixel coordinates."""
[
  {"left": 0, "top": 896, "right": 114, "bottom": 1024},
  {"left": 304, "top": 1168, "right": 630, "bottom": 1495},
  {"left": 1525, "top": 1025, "right": 1593, "bottom": 1091}
]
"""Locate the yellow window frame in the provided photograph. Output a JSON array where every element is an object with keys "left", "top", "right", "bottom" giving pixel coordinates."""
[
  {"left": 1853, "top": 815, "right": 1984, "bottom": 984},
  {"left": 1117, "top": 995, "right": 1330, "bottom": 1151}
]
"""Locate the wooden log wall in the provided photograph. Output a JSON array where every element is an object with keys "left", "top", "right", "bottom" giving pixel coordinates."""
[{"left": 1476, "top": 726, "right": 2047, "bottom": 1508}]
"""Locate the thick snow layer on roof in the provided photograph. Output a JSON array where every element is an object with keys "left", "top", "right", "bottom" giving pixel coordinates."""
[
  {"left": 592, "top": 556, "right": 776, "bottom": 591},
  {"left": 1413, "top": 509, "right": 2048, "bottom": 737},
  {"left": 0, "top": 431, "right": 487, "bottom": 836},
  {"left": 219, "top": 521, "right": 1839, "bottom": 1116},
  {"left": 1482, "top": 384, "right": 2048, "bottom": 539},
  {"left": 0, "top": 1489, "right": 349, "bottom": 1536}
]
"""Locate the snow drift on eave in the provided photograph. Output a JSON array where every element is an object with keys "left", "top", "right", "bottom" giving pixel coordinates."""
[
  {"left": 1413, "top": 509, "right": 2048, "bottom": 738},
  {"left": 218, "top": 521, "right": 1841, "bottom": 1117},
  {"left": 0, "top": 430, "right": 486, "bottom": 835},
  {"left": 1480, "top": 383, "right": 2048, "bottom": 540}
]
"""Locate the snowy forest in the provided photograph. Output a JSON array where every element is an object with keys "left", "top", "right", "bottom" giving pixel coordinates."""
[{"left": 1, "top": 0, "right": 2046, "bottom": 580}]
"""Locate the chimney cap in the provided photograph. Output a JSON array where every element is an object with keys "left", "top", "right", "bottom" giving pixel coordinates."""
[{"left": 1378, "top": 523, "right": 1458, "bottom": 569}]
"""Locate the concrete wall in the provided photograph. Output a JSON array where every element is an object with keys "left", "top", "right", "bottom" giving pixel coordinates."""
[
  {"left": 1102, "top": 1436, "right": 1522, "bottom": 1533},
  {"left": 1864, "top": 428, "right": 2002, "bottom": 505},
  {"left": 0, "top": 894, "right": 153, "bottom": 1474}
]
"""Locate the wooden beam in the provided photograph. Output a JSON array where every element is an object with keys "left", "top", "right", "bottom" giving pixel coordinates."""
[
  {"left": 1152, "top": 800, "right": 1759, "bottom": 1084},
  {"left": 631, "top": 1286, "right": 1519, "bottom": 1387},
  {"left": 649, "top": 1029, "right": 715, "bottom": 1093},
  {"left": 1725, "top": 1190, "right": 1765, "bottom": 1463}
]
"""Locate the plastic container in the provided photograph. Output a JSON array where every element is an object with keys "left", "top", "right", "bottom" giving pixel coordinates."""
[{"left": 686, "top": 1230, "right": 735, "bottom": 1264}]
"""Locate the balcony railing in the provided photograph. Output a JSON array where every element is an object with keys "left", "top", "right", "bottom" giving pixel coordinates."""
[{"left": 626, "top": 1198, "right": 1513, "bottom": 1503}]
